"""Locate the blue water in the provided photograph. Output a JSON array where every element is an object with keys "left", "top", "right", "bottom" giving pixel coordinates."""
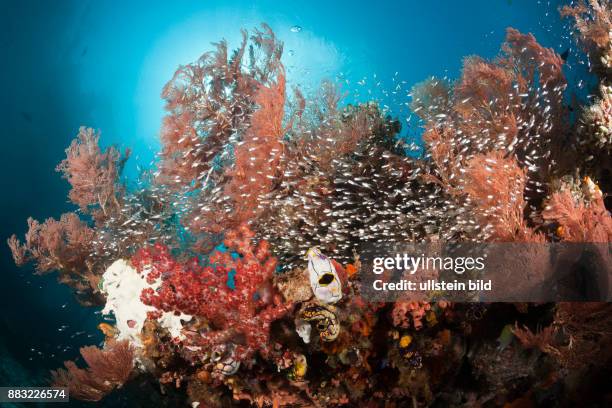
[{"left": 0, "top": 0, "right": 575, "bottom": 402}]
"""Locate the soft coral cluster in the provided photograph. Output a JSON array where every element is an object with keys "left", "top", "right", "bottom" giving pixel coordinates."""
[{"left": 132, "top": 224, "right": 292, "bottom": 361}]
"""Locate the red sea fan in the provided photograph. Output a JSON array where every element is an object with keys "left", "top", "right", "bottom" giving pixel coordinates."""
[
  {"left": 133, "top": 224, "right": 293, "bottom": 361},
  {"left": 456, "top": 29, "right": 565, "bottom": 162},
  {"left": 51, "top": 340, "right": 134, "bottom": 402},
  {"left": 7, "top": 213, "right": 98, "bottom": 291},
  {"left": 158, "top": 24, "right": 288, "bottom": 238},
  {"left": 56, "top": 127, "right": 129, "bottom": 222},
  {"left": 561, "top": 0, "right": 611, "bottom": 76},
  {"left": 462, "top": 151, "right": 542, "bottom": 242},
  {"left": 158, "top": 30, "right": 252, "bottom": 186},
  {"left": 542, "top": 187, "right": 612, "bottom": 242},
  {"left": 8, "top": 128, "right": 167, "bottom": 304},
  {"left": 501, "top": 28, "right": 565, "bottom": 89},
  {"left": 412, "top": 28, "right": 567, "bottom": 240},
  {"left": 417, "top": 28, "right": 566, "bottom": 177},
  {"left": 158, "top": 24, "right": 283, "bottom": 190},
  {"left": 210, "top": 68, "right": 287, "bottom": 230}
]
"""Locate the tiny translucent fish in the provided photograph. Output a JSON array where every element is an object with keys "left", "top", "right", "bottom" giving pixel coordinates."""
[{"left": 290, "top": 25, "right": 302, "bottom": 33}]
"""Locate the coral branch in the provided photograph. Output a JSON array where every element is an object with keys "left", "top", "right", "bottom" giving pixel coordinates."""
[
  {"left": 51, "top": 340, "right": 134, "bottom": 402},
  {"left": 8, "top": 213, "right": 98, "bottom": 292},
  {"left": 561, "top": 0, "right": 612, "bottom": 77},
  {"left": 512, "top": 324, "right": 557, "bottom": 354},
  {"left": 542, "top": 184, "right": 612, "bottom": 242},
  {"left": 56, "top": 127, "right": 129, "bottom": 222},
  {"left": 462, "top": 151, "right": 542, "bottom": 241}
]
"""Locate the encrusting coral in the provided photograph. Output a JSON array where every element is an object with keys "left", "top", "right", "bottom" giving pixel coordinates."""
[{"left": 7, "top": 8, "right": 612, "bottom": 407}]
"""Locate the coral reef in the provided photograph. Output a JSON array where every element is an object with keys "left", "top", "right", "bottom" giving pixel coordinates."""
[{"left": 7, "top": 9, "right": 612, "bottom": 408}]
